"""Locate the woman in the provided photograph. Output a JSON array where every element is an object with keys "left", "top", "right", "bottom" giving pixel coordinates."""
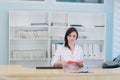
[{"left": 51, "top": 27, "right": 84, "bottom": 68}]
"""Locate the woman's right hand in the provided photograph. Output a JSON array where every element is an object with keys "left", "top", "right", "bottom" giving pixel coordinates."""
[
  {"left": 54, "top": 61, "right": 68, "bottom": 67},
  {"left": 61, "top": 61, "right": 68, "bottom": 66}
]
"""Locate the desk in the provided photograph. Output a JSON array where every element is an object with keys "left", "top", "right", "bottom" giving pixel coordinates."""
[{"left": 0, "top": 65, "right": 120, "bottom": 80}]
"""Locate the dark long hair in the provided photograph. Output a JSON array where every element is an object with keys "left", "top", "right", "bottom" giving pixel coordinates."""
[{"left": 64, "top": 27, "right": 78, "bottom": 50}]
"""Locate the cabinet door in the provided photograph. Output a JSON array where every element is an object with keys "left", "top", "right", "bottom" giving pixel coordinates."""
[{"left": 9, "top": 11, "right": 49, "bottom": 68}]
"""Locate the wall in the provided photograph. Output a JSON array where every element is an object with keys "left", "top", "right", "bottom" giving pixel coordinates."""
[{"left": 0, "top": 0, "right": 113, "bottom": 64}]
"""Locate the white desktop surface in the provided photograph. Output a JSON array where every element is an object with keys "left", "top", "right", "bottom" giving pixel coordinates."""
[{"left": 0, "top": 65, "right": 120, "bottom": 80}]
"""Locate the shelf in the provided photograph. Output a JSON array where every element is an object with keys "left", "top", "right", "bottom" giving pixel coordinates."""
[
  {"left": 10, "top": 38, "right": 48, "bottom": 40},
  {"left": 10, "top": 59, "right": 48, "bottom": 61},
  {"left": 50, "top": 37, "right": 64, "bottom": 41},
  {"left": 10, "top": 25, "right": 49, "bottom": 28}
]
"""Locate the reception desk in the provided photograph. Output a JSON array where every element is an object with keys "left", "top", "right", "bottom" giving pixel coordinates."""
[{"left": 0, "top": 65, "right": 120, "bottom": 80}]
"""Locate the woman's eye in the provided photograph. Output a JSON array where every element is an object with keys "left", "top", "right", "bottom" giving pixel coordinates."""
[
  {"left": 73, "top": 35, "right": 75, "bottom": 37},
  {"left": 69, "top": 35, "right": 71, "bottom": 37}
]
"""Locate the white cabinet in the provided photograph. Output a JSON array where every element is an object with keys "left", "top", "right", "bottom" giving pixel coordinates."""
[
  {"left": 9, "top": 11, "right": 50, "bottom": 68},
  {"left": 1, "top": 0, "right": 46, "bottom": 2},
  {"left": 9, "top": 10, "right": 105, "bottom": 68}
]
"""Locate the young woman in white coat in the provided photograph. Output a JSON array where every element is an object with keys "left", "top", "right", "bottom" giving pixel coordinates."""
[{"left": 51, "top": 27, "right": 84, "bottom": 67}]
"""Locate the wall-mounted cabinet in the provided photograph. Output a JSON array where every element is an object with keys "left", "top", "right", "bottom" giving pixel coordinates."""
[
  {"left": 0, "top": 0, "right": 46, "bottom": 3},
  {"left": 9, "top": 11, "right": 49, "bottom": 68},
  {"left": 9, "top": 10, "right": 105, "bottom": 68},
  {"left": 56, "top": 0, "right": 104, "bottom": 4}
]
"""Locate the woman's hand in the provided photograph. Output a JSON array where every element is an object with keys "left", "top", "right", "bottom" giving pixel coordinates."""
[
  {"left": 54, "top": 61, "right": 68, "bottom": 67},
  {"left": 54, "top": 60, "right": 84, "bottom": 67},
  {"left": 76, "top": 62, "right": 84, "bottom": 68},
  {"left": 61, "top": 61, "right": 69, "bottom": 66}
]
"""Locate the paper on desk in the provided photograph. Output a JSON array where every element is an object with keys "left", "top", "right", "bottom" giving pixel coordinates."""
[
  {"left": 63, "top": 63, "right": 90, "bottom": 73},
  {"left": 64, "top": 66, "right": 90, "bottom": 73},
  {"left": 66, "top": 60, "right": 83, "bottom": 64}
]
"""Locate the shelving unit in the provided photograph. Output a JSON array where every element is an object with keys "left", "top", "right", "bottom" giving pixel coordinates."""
[
  {"left": 9, "top": 11, "right": 50, "bottom": 68},
  {"left": 9, "top": 10, "right": 105, "bottom": 68},
  {"left": 50, "top": 12, "right": 105, "bottom": 68}
]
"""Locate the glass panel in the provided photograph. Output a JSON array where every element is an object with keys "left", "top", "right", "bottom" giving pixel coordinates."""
[
  {"left": 56, "top": 0, "right": 104, "bottom": 4},
  {"left": 0, "top": 0, "right": 45, "bottom": 2},
  {"left": 20, "top": 0, "right": 45, "bottom": 1}
]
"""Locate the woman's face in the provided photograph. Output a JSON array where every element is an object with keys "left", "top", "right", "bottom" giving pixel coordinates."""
[{"left": 67, "top": 31, "right": 77, "bottom": 44}]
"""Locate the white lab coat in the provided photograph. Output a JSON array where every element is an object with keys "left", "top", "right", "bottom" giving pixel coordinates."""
[{"left": 51, "top": 44, "right": 84, "bottom": 66}]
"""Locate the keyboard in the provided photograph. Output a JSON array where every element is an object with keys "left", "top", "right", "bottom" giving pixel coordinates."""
[{"left": 36, "top": 67, "right": 62, "bottom": 69}]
